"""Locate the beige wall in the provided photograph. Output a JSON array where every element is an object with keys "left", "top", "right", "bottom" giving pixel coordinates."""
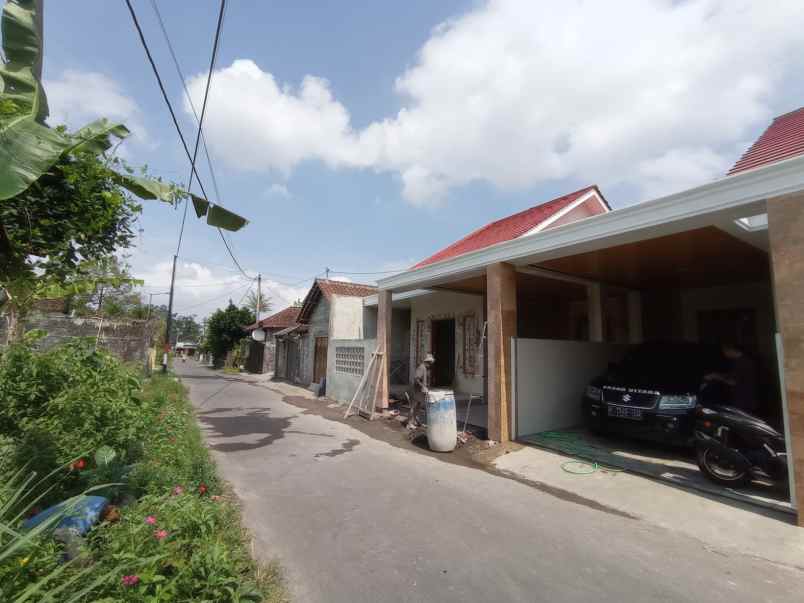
[
  {"left": 409, "top": 291, "right": 485, "bottom": 395},
  {"left": 330, "top": 295, "right": 366, "bottom": 339}
]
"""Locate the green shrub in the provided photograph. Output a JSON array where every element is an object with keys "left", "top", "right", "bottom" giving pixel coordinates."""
[
  {"left": 0, "top": 339, "right": 154, "bottom": 503},
  {"left": 0, "top": 345, "right": 284, "bottom": 601},
  {"left": 128, "top": 375, "right": 219, "bottom": 496},
  {"left": 86, "top": 492, "right": 275, "bottom": 602}
]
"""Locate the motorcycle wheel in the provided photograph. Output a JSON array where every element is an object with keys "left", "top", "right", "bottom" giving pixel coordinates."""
[{"left": 696, "top": 445, "right": 749, "bottom": 487}]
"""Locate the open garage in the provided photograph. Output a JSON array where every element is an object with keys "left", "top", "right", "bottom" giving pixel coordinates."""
[{"left": 375, "top": 153, "right": 804, "bottom": 524}]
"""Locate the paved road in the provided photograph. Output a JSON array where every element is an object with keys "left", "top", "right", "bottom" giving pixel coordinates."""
[{"left": 178, "top": 363, "right": 802, "bottom": 603}]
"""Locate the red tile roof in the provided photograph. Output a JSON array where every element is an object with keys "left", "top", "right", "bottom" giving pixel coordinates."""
[
  {"left": 413, "top": 185, "right": 607, "bottom": 268},
  {"left": 316, "top": 279, "right": 377, "bottom": 299},
  {"left": 245, "top": 305, "right": 302, "bottom": 331},
  {"left": 728, "top": 107, "right": 804, "bottom": 175},
  {"left": 297, "top": 279, "right": 377, "bottom": 324}
]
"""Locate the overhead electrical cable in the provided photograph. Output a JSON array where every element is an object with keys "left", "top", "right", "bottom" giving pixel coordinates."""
[
  {"left": 149, "top": 0, "right": 222, "bottom": 204},
  {"left": 175, "top": 0, "right": 227, "bottom": 255}
]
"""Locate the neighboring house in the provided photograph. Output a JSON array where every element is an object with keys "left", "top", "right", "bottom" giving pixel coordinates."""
[
  {"left": 372, "top": 107, "right": 804, "bottom": 526},
  {"left": 276, "top": 279, "right": 377, "bottom": 390},
  {"left": 244, "top": 305, "right": 301, "bottom": 374}
]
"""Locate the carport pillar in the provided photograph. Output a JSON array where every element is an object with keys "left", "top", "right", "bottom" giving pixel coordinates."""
[
  {"left": 375, "top": 289, "right": 392, "bottom": 410},
  {"left": 486, "top": 262, "right": 517, "bottom": 442},
  {"left": 587, "top": 283, "right": 604, "bottom": 342},
  {"left": 768, "top": 193, "right": 804, "bottom": 525},
  {"left": 627, "top": 291, "right": 644, "bottom": 344}
]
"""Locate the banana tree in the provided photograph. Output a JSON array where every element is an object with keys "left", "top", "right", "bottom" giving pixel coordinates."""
[
  {"left": 0, "top": 0, "right": 248, "bottom": 342},
  {"left": 0, "top": 1, "right": 245, "bottom": 221}
]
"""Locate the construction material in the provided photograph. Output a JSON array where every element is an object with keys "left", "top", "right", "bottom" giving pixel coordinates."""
[
  {"left": 426, "top": 389, "right": 457, "bottom": 452},
  {"left": 344, "top": 349, "right": 382, "bottom": 420}
]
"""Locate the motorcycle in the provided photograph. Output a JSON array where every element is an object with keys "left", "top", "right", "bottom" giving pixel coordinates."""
[{"left": 694, "top": 395, "right": 788, "bottom": 488}]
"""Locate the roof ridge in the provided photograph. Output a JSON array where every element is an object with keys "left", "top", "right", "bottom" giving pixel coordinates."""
[{"left": 412, "top": 185, "right": 601, "bottom": 269}]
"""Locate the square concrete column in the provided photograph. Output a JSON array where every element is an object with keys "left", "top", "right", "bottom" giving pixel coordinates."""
[
  {"left": 627, "top": 290, "right": 644, "bottom": 344},
  {"left": 486, "top": 262, "right": 517, "bottom": 442},
  {"left": 375, "top": 289, "right": 392, "bottom": 410},
  {"left": 587, "top": 283, "right": 604, "bottom": 342},
  {"left": 768, "top": 193, "right": 804, "bottom": 525}
]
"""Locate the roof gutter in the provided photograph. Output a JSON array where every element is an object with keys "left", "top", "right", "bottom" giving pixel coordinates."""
[{"left": 378, "top": 154, "right": 804, "bottom": 292}]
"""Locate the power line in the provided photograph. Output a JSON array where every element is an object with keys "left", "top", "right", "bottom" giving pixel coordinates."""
[
  {"left": 329, "top": 268, "right": 408, "bottom": 276},
  {"left": 142, "top": 0, "right": 249, "bottom": 281},
  {"left": 149, "top": 0, "right": 222, "bottom": 204},
  {"left": 123, "top": 0, "right": 210, "bottom": 201},
  {"left": 217, "top": 228, "right": 252, "bottom": 279},
  {"left": 176, "top": 0, "right": 227, "bottom": 255},
  {"left": 176, "top": 279, "right": 253, "bottom": 313}
]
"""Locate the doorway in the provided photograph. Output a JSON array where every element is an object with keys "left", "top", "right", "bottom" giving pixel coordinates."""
[
  {"left": 431, "top": 319, "right": 455, "bottom": 387},
  {"left": 314, "top": 336, "right": 329, "bottom": 383}
]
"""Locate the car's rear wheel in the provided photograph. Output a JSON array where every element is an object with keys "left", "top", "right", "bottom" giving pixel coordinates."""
[{"left": 696, "top": 445, "right": 749, "bottom": 486}]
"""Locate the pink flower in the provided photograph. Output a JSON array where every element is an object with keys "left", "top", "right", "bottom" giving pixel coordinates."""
[
  {"left": 154, "top": 529, "right": 169, "bottom": 541},
  {"left": 172, "top": 485, "right": 184, "bottom": 496},
  {"left": 144, "top": 515, "right": 157, "bottom": 525},
  {"left": 121, "top": 574, "right": 140, "bottom": 587}
]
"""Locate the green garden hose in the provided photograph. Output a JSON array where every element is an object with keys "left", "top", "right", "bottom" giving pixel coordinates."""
[{"left": 532, "top": 431, "right": 625, "bottom": 475}]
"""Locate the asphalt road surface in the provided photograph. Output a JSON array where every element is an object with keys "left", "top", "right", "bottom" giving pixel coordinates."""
[{"left": 178, "top": 362, "right": 803, "bottom": 603}]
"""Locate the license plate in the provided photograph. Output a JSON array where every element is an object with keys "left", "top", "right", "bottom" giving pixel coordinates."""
[{"left": 608, "top": 405, "right": 643, "bottom": 420}]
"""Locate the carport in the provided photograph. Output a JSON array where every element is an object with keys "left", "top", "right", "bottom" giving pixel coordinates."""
[{"left": 375, "top": 153, "right": 804, "bottom": 524}]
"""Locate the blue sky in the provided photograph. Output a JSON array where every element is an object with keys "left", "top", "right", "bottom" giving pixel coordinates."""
[{"left": 40, "top": 0, "right": 804, "bottom": 317}]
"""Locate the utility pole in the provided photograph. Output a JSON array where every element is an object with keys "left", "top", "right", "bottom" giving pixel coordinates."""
[
  {"left": 325, "top": 267, "right": 330, "bottom": 280},
  {"left": 162, "top": 255, "right": 178, "bottom": 373},
  {"left": 256, "top": 273, "right": 262, "bottom": 323}
]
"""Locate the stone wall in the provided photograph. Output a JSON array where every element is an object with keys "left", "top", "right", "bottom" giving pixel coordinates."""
[{"left": 1, "top": 312, "right": 153, "bottom": 363}]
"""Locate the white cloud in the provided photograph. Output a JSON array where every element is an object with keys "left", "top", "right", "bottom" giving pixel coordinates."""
[
  {"left": 46, "top": 70, "right": 150, "bottom": 146},
  {"left": 133, "top": 259, "right": 308, "bottom": 319},
  {"left": 187, "top": 1, "right": 804, "bottom": 205},
  {"left": 265, "top": 183, "right": 291, "bottom": 199}
]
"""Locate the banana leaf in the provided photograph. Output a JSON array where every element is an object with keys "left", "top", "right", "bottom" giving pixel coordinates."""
[
  {"left": 191, "top": 194, "right": 209, "bottom": 218},
  {"left": 70, "top": 118, "right": 131, "bottom": 155},
  {"left": 207, "top": 204, "right": 248, "bottom": 231},
  {"left": 0, "top": 0, "right": 68, "bottom": 200},
  {"left": 109, "top": 171, "right": 181, "bottom": 204}
]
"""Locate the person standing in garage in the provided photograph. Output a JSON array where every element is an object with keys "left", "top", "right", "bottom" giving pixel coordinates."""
[{"left": 704, "top": 343, "right": 758, "bottom": 414}]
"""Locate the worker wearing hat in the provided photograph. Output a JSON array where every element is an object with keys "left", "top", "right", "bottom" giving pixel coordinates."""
[{"left": 410, "top": 353, "right": 435, "bottom": 428}]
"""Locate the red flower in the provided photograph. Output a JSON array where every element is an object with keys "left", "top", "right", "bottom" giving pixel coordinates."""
[
  {"left": 198, "top": 484, "right": 208, "bottom": 496},
  {"left": 154, "top": 529, "right": 169, "bottom": 541},
  {"left": 71, "top": 458, "right": 86, "bottom": 471},
  {"left": 122, "top": 574, "right": 140, "bottom": 587}
]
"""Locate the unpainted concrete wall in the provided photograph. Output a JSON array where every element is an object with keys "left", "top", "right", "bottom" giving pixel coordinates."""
[
  {"left": 409, "top": 291, "right": 484, "bottom": 395},
  {"left": 326, "top": 338, "right": 377, "bottom": 403},
  {"left": 330, "top": 296, "right": 365, "bottom": 339},
  {"left": 0, "top": 313, "right": 152, "bottom": 363},
  {"left": 513, "top": 338, "right": 626, "bottom": 437},
  {"left": 299, "top": 297, "right": 330, "bottom": 385}
]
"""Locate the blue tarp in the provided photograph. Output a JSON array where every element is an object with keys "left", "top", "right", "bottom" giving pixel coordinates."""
[{"left": 23, "top": 496, "right": 109, "bottom": 535}]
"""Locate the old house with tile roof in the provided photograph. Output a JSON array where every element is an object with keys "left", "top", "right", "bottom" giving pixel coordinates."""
[
  {"left": 275, "top": 278, "right": 377, "bottom": 390},
  {"left": 244, "top": 305, "right": 302, "bottom": 374}
]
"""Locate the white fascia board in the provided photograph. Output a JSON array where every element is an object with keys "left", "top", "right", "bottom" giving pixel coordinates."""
[
  {"left": 378, "top": 154, "right": 804, "bottom": 292},
  {"left": 523, "top": 189, "right": 607, "bottom": 236},
  {"left": 363, "top": 289, "right": 433, "bottom": 307}
]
